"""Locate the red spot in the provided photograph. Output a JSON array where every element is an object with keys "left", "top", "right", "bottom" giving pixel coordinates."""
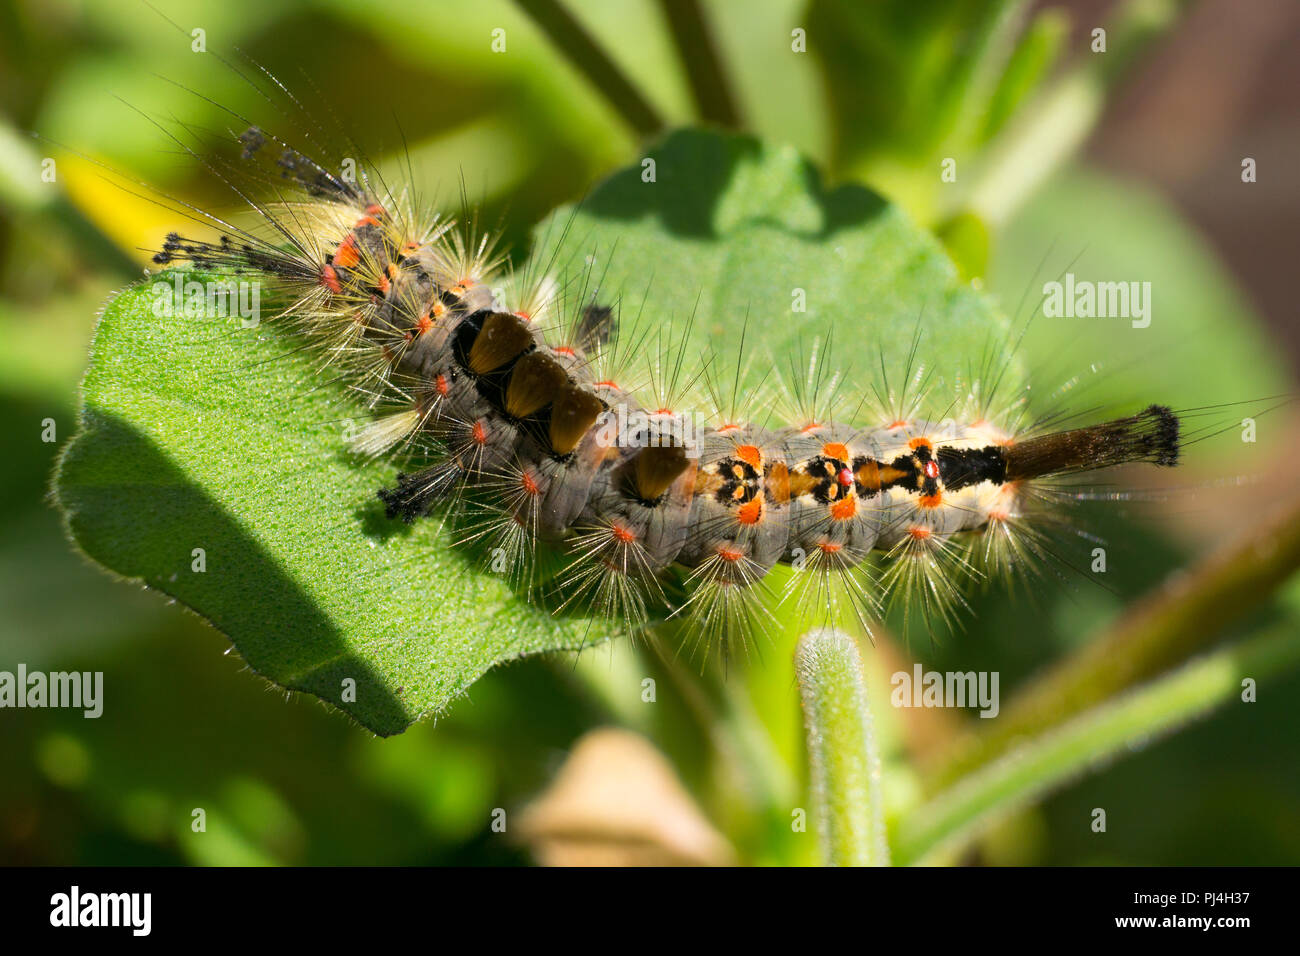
[
  {"left": 521, "top": 471, "right": 541, "bottom": 496},
  {"left": 553, "top": 346, "right": 575, "bottom": 356},
  {"left": 514, "top": 310, "right": 531, "bottom": 320},
  {"left": 888, "top": 419, "right": 908, "bottom": 429},
  {"left": 471, "top": 420, "right": 488, "bottom": 445},
  {"left": 320, "top": 265, "right": 341, "bottom": 293},
  {"left": 415, "top": 314, "right": 434, "bottom": 336},
  {"left": 376, "top": 274, "right": 391, "bottom": 295},
  {"left": 736, "top": 499, "right": 763, "bottom": 525},
  {"left": 817, "top": 542, "right": 842, "bottom": 554},
  {"left": 435, "top": 374, "right": 450, "bottom": 396},
  {"left": 918, "top": 493, "right": 942, "bottom": 508},
  {"left": 611, "top": 523, "right": 636, "bottom": 543},
  {"left": 923, "top": 460, "right": 940, "bottom": 479},
  {"left": 800, "top": 421, "right": 821, "bottom": 434},
  {"left": 355, "top": 216, "right": 380, "bottom": 228},
  {"left": 908, "top": 436, "right": 933, "bottom": 450},
  {"left": 717, "top": 546, "right": 743, "bottom": 563},
  {"left": 654, "top": 407, "right": 674, "bottom": 415},
  {"left": 988, "top": 510, "right": 1009, "bottom": 522},
  {"left": 837, "top": 467, "right": 853, "bottom": 487},
  {"left": 365, "top": 203, "right": 386, "bottom": 218},
  {"left": 908, "top": 526, "right": 931, "bottom": 540},
  {"left": 595, "top": 380, "right": 619, "bottom": 389}
]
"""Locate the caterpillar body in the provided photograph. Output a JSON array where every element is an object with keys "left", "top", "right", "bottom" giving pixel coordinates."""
[{"left": 147, "top": 120, "right": 1181, "bottom": 649}]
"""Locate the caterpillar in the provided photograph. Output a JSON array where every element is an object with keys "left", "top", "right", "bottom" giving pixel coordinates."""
[{"left": 140, "top": 112, "right": 1183, "bottom": 654}]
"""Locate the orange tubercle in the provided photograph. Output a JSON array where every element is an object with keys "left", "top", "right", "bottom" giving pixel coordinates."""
[
  {"left": 822, "top": 441, "right": 849, "bottom": 461},
  {"left": 320, "top": 265, "right": 341, "bottom": 294},
  {"left": 333, "top": 235, "right": 360, "bottom": 269},
  {"left": 735, "top": 499, "right": 763, "bottom": 525}
]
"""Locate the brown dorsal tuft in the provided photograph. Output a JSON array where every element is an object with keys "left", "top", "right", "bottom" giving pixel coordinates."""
[
  {"left": 632, "top": 445, "right": 691, "bottom": 502},
  {"left": 506, "top": 351, "right": 571, "bottom": 419},
  {"left": 548, "top": 383, "right": 606, "bottom": 455},
  {"left": 468, "top": 311, "right": 534, "bottom": 375}
]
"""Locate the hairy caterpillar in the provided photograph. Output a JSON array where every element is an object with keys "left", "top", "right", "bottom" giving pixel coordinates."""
[{"left": 136, "top": 106, "right": 1184, "bottom": 654}]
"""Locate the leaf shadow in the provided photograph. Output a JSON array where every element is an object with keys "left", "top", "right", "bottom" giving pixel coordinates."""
[{"left": 55, "top": 409, "right": 412, "bottom": 735}]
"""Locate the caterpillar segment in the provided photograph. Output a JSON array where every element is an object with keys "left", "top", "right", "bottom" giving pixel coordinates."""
[{"left": 154, "top": 130, "right": 1183, "bottom": 645}]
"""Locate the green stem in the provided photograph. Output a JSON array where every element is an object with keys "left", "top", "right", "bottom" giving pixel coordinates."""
[
  {"left": 895, "top": 624, "right": 1300, "bottom": 865},
  {"left": 931, "top": 494, "right": 1300, "bottom": 791},
  {"left": 655, "top": 0, "right": 742, "bottom": 128},
  {"left": 514, "top": 0, "right": 666, "bottom": 138},
  {"left": 795, "top": 629, "right": 888, "bottom": 866},
  {"left": 957, "top": 0, "right": 1191, "bottom": 224}
]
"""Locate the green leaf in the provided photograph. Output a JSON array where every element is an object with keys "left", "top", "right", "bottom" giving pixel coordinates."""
[
  {"left": 54, "top": 128, "right": 1009, "bottom": 735},
  {"left": 529, "top": 129, "right": 1014, "bottom": 397},
  {"left": 54, "top": 276, "right": 610, "bottom": 736},
  {"left": 806, "top": 0, "right": 1058, "bottom": 220},
  {"left": 978, "top": 8, "right": 1068, "bottom": 142}
]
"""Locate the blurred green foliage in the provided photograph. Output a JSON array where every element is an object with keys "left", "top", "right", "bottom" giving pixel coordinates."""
[{"left": 1, "top": 0, "right": 1297, "bottom": 865}]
